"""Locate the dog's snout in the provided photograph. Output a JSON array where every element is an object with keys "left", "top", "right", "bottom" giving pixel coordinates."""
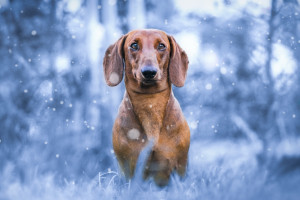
[{"left": 141, "top": 66, "right": 157, "bottom": 79}]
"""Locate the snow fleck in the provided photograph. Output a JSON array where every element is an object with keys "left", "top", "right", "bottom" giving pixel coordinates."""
[
  {"left": 31, "top": 30, "right": 37, "bottom": 36},
  {"left": 8, "top": 49, "right": 12, "bottom": 54},
  {"left": 49, "top": 97, "right": 53, "bottom": 101},
  {"left": 55, "top": 55, "right": 70, "bottom": 73},
  {"left": 52, "top": 108, "right": 56, "bottom": 111},
  {"left": 109, "top": 72, "right": 119, "bottom": 85},
  {"left": 108, "top": 0, "right": 116, "bottom": 6},
  {"left": 97, "top": 5, "right": 102, "bottom": 9},
  {"left": 72, "top": 35, "right": 76, "bottom": 39},
  {"left": 214, "top": 130, "right": 218, "bottom": 133},
  {"left": 24, "top": 89, "right": 28, "bottom": 93},
  {"left": 56, "top": 154, "right": 60, "bottom": 158},
  {"left": 292, "top": 114, "right": 296, "bottom": 118},
  {"left": 108, "top": 168, "right": 111, "bottom": 172},
  {"left": 190, "top": 121, "right": 199, "bottom": 129},
  {"left": 205, "top": 83, "right": 212, "bottom": 90},
  {"left": 149, "top": 104, "right": 152, "bottom": 108},
  {"left": 142, "top": 139, "right": 145, "bottom": 143},
  {"left": 44, "top": 141, "right": 48, "bottom": 145},
  {"left": 211, "top": 125, "right": 215, "bottom": 129},
  {"left": 110, "top": 149, "right": 114, "bottom": 154},
  {"left": 91, "top": 126, "right": 95, "bottom": 130},
  {"left": 127, "top": 128, "right": 140, "bottom": 140},
  {"left": 28, "top": 58, "right": 31, "bottom": 62},
  {"left": 60, "top": 101, "right": 64, "bottom": 104},
  {"left": 69, "top": 104, "right": 73, "bottom": 108},
  {"left": 66, "top": 119, "right": 69, "bottom": 122},
  {"left": 14, "top": 64, "right": 18, "bottom": 67},
  {"left": 0, "top": 139, "right": 1, "bottom": 143},
  {"left": 86, "top": 147, "right": 89, "bottom": 150},
  {"left": 232, "top": 82, "right": 235, "bottom": 86},
  {"left": 164, "top": 19, "right": 168, "bottom": 25},
  {"left": 220, "top": 67, "right": 227, "bottom": 74},
  {"left": 93, "top": 100, "right": 97, "bottom": 104}
]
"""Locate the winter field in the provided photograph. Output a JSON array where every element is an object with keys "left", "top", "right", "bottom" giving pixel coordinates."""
[{"left": 0, "top": 0, "right": 300, "bottom": 199}]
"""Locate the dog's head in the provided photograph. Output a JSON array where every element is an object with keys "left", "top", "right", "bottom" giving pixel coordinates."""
[{"left": 103, "top": 29, "right": 189, "bottom": 92}]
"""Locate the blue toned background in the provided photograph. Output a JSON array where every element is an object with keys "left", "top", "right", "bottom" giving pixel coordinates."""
[{"left": 0, "top": 0, "right": 300, "bottom": 199}]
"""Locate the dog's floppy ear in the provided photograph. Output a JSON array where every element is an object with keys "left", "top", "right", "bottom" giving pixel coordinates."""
[
  {"left": 103, "top": 35, "right": 127, "bottom": 86},
  {"left": 168, "top": 35, "right": 189, "bottom": 87}
]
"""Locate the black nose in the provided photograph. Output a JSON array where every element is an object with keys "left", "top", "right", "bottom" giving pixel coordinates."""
[{"left": 141, "top": 66, "right": 157, "bottom": 79}]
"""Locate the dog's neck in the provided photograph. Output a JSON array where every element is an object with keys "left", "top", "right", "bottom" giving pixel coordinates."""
[{"left": 126, "top": 87, "right": 171, "bottom": 142}]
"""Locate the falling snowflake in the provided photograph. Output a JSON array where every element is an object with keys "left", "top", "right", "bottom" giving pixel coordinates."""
[
  {"left": 127, "top": 128, "right": 140, "bottom": 140},
  {"left": 205, "top": 83, "right": 212, "bottom": 90},
  {"left": 109, "top": 72, "right": 119, "bottom": 85}
]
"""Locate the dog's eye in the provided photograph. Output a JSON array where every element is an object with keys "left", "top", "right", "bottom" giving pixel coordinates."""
[
  {"left": 158, "top": 43, "right": 166, "bottom": 51},
  {"left": 130, "top": 42, "right": 139, "bottom": 51}
]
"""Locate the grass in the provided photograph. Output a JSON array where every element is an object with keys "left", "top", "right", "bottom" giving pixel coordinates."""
[{"left": 1, "top": 139, "right": 300, "bottom": 200}]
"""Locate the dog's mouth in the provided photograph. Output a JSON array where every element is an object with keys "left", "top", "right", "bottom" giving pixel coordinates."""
[{"left": 141, "top": 79, "right": 157, "bottom": 86}]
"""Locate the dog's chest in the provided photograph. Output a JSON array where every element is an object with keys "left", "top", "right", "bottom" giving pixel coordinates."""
[
  {"left": 136, "top": 104, "right": 164, "bottom": 140},
  {"left": 126, "top": 92, "right": 170, "bottom": 141}
]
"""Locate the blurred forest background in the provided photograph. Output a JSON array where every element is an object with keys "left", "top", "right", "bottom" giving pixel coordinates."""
[{"left": 0, "top": 0, "right": 300, "bottom": 199}]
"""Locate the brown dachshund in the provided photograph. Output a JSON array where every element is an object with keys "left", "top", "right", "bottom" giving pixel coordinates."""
[{"left": 103, "top": 29, "right": 190, "bottom": 186}]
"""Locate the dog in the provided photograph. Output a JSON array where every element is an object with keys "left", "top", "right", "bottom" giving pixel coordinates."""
[{"left": 103, "top": 29, "right": 190, "bottom": 186}]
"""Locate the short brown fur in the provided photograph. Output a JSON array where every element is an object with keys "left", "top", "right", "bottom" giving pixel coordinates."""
[{"left": 103, "top": 29, "right": 190, "bottom": 186}]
